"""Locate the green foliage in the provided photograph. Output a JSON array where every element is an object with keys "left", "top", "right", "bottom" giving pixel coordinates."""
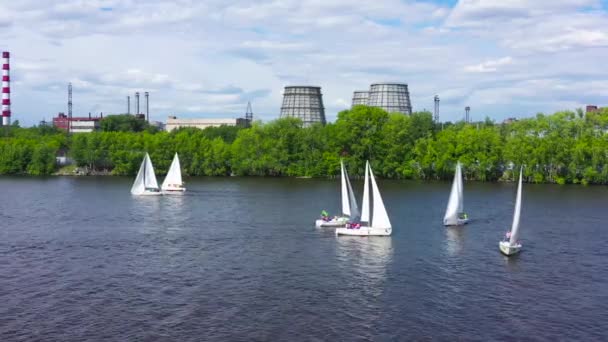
[{"left": 2, "top": 107, "right": 608, "bottom": 183}]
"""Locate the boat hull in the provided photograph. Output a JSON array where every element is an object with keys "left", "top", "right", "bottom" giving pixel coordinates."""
[
  {"left": 336, "top": 226, "right": 392, "bottom": 236},
  {"left": 499, "top": 241, "right": 522, "bottom": 256},
  {"left": 315, "top": 217, "right": 348, "bottom": 228},
  {"left": 133, "top": 190, "right": 162, "bottom": 196},
  {"left": 162, "top": 187, "right": 186, "bottom": 194},
  {"left": 444, "top": 218, "right": 469, "bottom": 226}
]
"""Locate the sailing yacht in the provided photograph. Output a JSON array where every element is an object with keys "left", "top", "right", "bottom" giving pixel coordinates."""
[
  {"left": 500, "top": 167, "right": 524, "bottom": 256},
  {"left": 336, "top": 161, "right": 392, "bottom": 236},
  {"left": 131, "top": 152, "right": 162, "bottom": 196},
  {"left": 162, "top": 153, "right": 186, "bottom": 193},
  {"left": 443, "top": 162, "right": 469, "bottom": 226},
  {"left": 316, "top": 160, "right": 359, "bottom": 227}
]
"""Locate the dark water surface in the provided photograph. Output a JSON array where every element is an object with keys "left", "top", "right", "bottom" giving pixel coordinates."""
[{"left": 1, "top": 176, "right": 607, "bottom": 341}]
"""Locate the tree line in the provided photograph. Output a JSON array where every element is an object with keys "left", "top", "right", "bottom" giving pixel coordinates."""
[{"left": 1, "top": 106, "right": 608, "bottom": 185}]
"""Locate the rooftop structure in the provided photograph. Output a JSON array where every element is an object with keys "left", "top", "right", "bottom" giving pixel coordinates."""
[
  {"left": 280, "top": 86, "right": 326, "bottom": 126},
  {"left": 586, "top": 105, "right": 604, "bottom": 114},
  {"left": 166, "top": 116, "right": 247, "bottom": 132},
  {"left": 367, "top": 83, "right": 412, "bottom": 115}
]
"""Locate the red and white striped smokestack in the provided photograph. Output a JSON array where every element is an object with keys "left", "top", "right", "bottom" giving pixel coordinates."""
[{"left": 2, "top": 51, "right": 10, "bottom": 126}]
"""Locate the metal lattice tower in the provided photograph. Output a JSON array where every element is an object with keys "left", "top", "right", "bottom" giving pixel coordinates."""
[
  {"left": 280, "top": 86, "right": 326, "bottom": 126},
  {"left": 434, "top": 95, "right": 440, "bottom": 122},
  {"left": 465, "top": 106, "right": 470, "bottom": 123},
  {"left": 68, "top": 82, "right": 73, "bottom": 133},
  {"left": 367, "top": 83, "right": 412, "bottom": 115},
  {"left": 245, "top": 101, "right": 253, "bottom": 122},
  {"left": 351, "top": 91, "right": 369, "bottom": 107}
]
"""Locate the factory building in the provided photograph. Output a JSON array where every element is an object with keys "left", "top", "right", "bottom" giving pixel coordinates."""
[
  {"left": 53, "top": 113, "right": 102, "bottom": 133},
  {"left": 165, "top": 116, "right": 247, "bottom": 132},
  {"left": 280, "top": 86, "right": 326, "bottom": 126},
  {"left": 351, "top": 82, "right": 412, "bottom": 115}
]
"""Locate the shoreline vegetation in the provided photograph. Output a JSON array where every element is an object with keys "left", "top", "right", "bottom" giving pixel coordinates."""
[{"left": 2, "top": 105, "right": 608, "bottom": 185}]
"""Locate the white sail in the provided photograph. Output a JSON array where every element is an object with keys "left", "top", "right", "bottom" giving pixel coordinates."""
[
  {"left": 443, "top": 162, "right": 461, "bottom": 225},
  {"left": 344, "top": 164, "right": 359, "bottom": 220},
  {"left": 509, "top": 167, "right": 523, "bottom": 244},
  {"left": 130, "top": 155, "right": 147, "bottom": 195},
  {"left": 143, "top": 153, "right": 159, "bottom": 190},
  {"left": 456, "top": 163, "right": 464, "bottom": 214},
  {"left": 360, "top": 161, "right": 370, "bottom": 223},
  {"left": 340, "top": 160, "right": 350, "bottom": 217},
  {"left": 162, "top": 153, "right": 183, "bottom": 190},
  {"left": 369, "top": 163, "right": 391, "bottom": 229}
]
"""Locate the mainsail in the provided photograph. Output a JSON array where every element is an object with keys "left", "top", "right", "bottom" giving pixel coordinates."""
[
  {"left": 162, "top": 153, "right": 183, "bottom": 190},
  {"left": 360, "top": 161, "right": 370, "bottom": 224},
  {"left": 340, "top": 160, "right": 350, "bottom": 217},
  {"left": 443, "top": 162, "right": 462, "bottom": 225},
  {"left": 143, "top": 153, "right": 159, "bottom": 190},
  {"left": 344, "top": 164, "right": 359, "bottom": 221},
  {"left": 369, "top": 163, "right": 391, "bottom": 229},
  {"left": 509, "top": 167, "right": 523, "bottom": 244}
]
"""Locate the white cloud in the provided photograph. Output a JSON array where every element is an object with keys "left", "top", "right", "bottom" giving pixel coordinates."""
[
  {"left": 464, "top": 57, "right": 513, "bottom": 73},
  {"left": 0, "top": 0, "right": 607, "bottom": 125}
]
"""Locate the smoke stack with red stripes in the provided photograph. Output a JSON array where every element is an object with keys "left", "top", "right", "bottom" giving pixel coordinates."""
[{"left": 2, "top": 51, "right": 10, "bottom": 126}]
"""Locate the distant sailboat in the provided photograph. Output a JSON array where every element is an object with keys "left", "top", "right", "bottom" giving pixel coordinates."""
[
  {"left": 336, "top": 161, "right": 391, "bottom": 236},
  {"left": 443, "top": 162, "right": 469, "bottom": 226},
  {"left": 131, "top": 152, "right": 162, "bottom": 196},
  {"left": 316, "top": 160, "right": 359, "bottom": 227},
  {"left": 162, "top": 153, "right": 186, "bottom": 193},
  {"left": 500, "top": 167, "right": 524, "bottom": 256}
]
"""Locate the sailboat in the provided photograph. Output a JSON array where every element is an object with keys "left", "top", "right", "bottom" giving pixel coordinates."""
[
  {"left": 316, "top": 160, "right": 359, "bottom": 227},
  {"left": 131, "top": 152, "right": 162, "bottom": 196},
  {"left": 336, "top": 161, "right": 392, "bottom": 236},
  {"left": 162, "top": 153, "right": 186, "bottom": 193},
  {"left": 443, "top": 162, "right": 469, "bottom": 226},
  {"left": 499, "top": 167, "right": 524, "bottom": 256}
]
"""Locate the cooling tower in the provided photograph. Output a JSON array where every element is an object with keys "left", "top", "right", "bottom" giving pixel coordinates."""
[
  {"left": 280, "top": 86, "right": 326, "bottom": 126},
  {"left": 367, "top": 83, "right": 412, "bottom": 115},
  {"left": 351, "top": 91, "right": 369, "bottom": 107}
]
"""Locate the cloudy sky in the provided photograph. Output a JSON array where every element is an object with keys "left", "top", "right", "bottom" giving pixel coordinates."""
[{"left": 1, "top": 0, "right": 607, "bottom": 125}]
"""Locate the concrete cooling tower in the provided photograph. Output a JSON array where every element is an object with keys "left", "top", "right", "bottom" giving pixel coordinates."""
[
  {"left": 280, "top": 86, "right": 326, "bottom": 126},
  {"left": 355, "top": 83, "right": 412, "bottom": 115},
  {"left": 351, "top": 91, "right": 369, "bottom": 106}
]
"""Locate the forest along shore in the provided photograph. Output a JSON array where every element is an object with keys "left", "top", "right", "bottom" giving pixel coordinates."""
[{"left": 1, "top": 106, "right": 608, "bottom": 185}]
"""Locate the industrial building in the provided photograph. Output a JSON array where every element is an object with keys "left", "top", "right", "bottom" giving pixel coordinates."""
[
  {"left": 165, "top": 116, "right": 247, "bottom": 132},
  {"left": 280, "top": 86, "right": 326, "bottom": 126},
  {"left": 351, "top": 82, "right": 412, "bottom": 115},
  {"left": 53, "top": 113, "right": 102, "bottom": 133},
  {"left": 587, "top": 105, "right": 604, "bottom": 114}
]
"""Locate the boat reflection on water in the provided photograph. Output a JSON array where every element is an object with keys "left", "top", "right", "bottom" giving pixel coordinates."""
[
  {"left": 335, "top": 237, "right": 394, "bottom": 297},
  {"left": 444, "top": 227, "right": 465, "bottom": 256}
]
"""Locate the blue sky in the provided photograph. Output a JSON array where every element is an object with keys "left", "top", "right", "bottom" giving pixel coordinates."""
[{"left": 0, "top": 0, "right": 607, "bottom": 125}]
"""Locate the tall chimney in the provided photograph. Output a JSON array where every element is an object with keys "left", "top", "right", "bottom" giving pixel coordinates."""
[
  {"left": 135, "top": 92, "right": 140, "bottom": 115},
  {"left": 145, "top": 91, "right": 149, "bottom": 122},
  {"left": 2, "top": 51, "right": 11, "bottom": 126},
  {"left": 127, "top": 95, "right": 130, "bottom": 114}
]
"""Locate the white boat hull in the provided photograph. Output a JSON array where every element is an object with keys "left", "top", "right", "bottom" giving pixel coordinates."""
[
  {"left": 162, "top": 187, "right": 186, "bottom": 194},
  {"left": 315, "top": 217, "right": 348, "bottom": 228},
  {"left": 336, "top": 226, "right": 392, "bottom": 236},
  {"left": 499, "top": 241, "right": 522, "bottom": 256},
  {"left": 134, "top": 190, "right": 162, "bottom": 196},
  {"left": 444, "top": 218, "right": 469, "bottom": 226}
]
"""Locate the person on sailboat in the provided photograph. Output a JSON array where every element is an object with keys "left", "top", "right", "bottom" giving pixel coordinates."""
[
  {"left": 321, "top": 210, "right": 329, "bottom": 221},
  {"left": 504, "top": 231, "right": 511, "bottom": 241}
]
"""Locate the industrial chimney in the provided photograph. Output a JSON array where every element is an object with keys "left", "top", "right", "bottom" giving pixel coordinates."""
[
  {"left": 145, "top": 91, "right": 149, "bottom": 122},
  {"left": 135, "top": 92, "right": 140, "bottom": 115},
  {"left": 2, "top": 51, "right": 11, "bottom": 126}
]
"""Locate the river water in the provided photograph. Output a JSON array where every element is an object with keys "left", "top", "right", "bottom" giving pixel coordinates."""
[{"left": 1, "top": 176, "right": 607, "bottom": 341}]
